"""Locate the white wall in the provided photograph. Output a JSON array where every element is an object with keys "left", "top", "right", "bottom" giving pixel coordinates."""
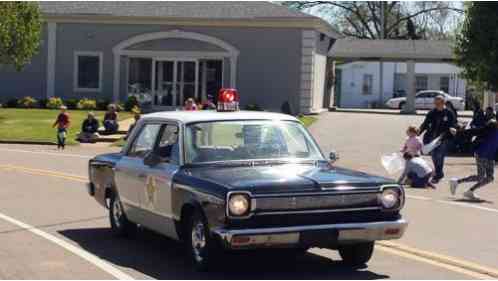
[
  {"left": 337, "top": 61, "right": 466, "bottom": 108},
  {"left": 312, "top": 53, "right": 327, "bottom": 111}
]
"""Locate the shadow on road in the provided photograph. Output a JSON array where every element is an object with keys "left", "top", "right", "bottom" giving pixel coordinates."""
[{"left": 59, "top": 227, "right": 389, "bottom": 280}]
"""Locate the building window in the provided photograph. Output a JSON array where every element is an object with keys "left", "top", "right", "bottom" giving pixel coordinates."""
[
  {"left": 74, "top": 51, "right": 103, "bottom": 92},
  {"left": 362, "top": 74, "right": 373, "bottom": 95},
  {"left": 415, "top": 75, "right": 428, "bottom": 92},
  {"left": 440, "top": 76, "right": 449, "bottom": 93}
]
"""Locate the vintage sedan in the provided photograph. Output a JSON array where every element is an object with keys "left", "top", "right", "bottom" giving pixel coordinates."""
[{"left": 87, "top": 109, "right": 407, "bottom": 270}]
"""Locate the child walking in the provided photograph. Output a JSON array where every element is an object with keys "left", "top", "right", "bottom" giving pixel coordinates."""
[
  {"left": 398, "top": 152, "right": 435, "bottom": 188},
  {"left": 401, "top": 126, "right": 423, "bottom": 156},
  {"left": 52, "top": 106, "right": 70, "bottom": 150},
  {"left": 450, "top": 120, "right": 498, "bottom": 200}
]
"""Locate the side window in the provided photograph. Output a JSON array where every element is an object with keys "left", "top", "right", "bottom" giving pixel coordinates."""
[
  {"left": 156, "top": 124, "right": 180, "bottom": 165},
  {"left": 128, "top": 124, "right": 161, "bottom": 158}
]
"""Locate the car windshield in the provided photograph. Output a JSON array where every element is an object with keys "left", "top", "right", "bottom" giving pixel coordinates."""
[{"left": 184, "top": 120, "right": 324, "bottom": 164}]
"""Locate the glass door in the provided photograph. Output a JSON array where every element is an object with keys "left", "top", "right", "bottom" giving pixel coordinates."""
[{"left": 153, "top": 59, "right": 199, "bottom": 107}]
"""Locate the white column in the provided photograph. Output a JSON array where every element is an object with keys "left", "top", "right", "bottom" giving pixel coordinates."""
[
  {"left": 378, "top": 61, "right": 384, "bottom": 105},
  {"left": 151, "top": 59, "right": 156, "bottom": 105},
  {"left": 402, "top": 60, "right": 416, "bottom": 114},
  {"left": 112, "top": 53, "right": 120, "bottom": 102},
  {"left": 194, "top": 60, "right": 200, "bottom": 101},
  {"left": 230, "top": 55, "right": 238, "bottom": 88},
  {"left": 46, "top": 22, "right": 57, "bottom": 98}
]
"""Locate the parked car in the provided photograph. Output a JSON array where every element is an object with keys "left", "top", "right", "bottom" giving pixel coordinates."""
[
  {"left": 386, "top": 90, "right": 465, "bottom": 111},
  {"left": 87, "top": 91, "right": 407, "bottom": 270}
]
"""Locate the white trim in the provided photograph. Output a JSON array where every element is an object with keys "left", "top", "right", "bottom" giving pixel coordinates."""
[
  {"left": 73, "top": 51, "right": 103, "bottom": 93},
  {"left": 300, "top": 30, "right": 316, "bottom": 114},
  {"left": 46, "top": 22, "right": 57, "bottom": 98},
  {"left": 112, "top": 30, "right": 239, "bottom": 101}
]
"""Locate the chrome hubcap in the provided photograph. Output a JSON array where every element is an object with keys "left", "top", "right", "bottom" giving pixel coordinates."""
[
  {"left": 112, "top": 198, "right": 122, "bottom": 228},
  {"left": 191, "top": 220, "right": 206, "bottom": 263}
]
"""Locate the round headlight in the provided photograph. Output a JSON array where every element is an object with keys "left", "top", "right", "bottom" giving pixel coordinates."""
[
  {"left": 228, "top": 194, "right": 250, "bottom": 216},
  {"left": 380, "top": 189, "right": 400, "bottom": 209}
]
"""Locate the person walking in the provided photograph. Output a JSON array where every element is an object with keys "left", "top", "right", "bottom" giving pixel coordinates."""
[
  {"left": 450, "top": 120, "right": 498, "bottom": 200},
  {"left": 418, "top": 95, "right": 457, "bottom": 183},
  {"left": 52, "top": 105, "right": 70, "bottom": 150}
]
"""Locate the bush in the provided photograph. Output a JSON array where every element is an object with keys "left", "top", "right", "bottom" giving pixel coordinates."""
[
  {"left": 17, "top": 96, "right": 38, "bottom": 108},
  {"left": 124, "top": 96, "right": 139, "bottom": 112},
  {"left": 46, "top": 97, "right": 64, "bottom": 109},
  {"left": 6, "top": 98, "right": 18, "bottom": 108},
  {"left": 77, "top": 98, "right": 97, "bottom": 110},
  {"left": 116, "top": 102, "right": 125, "bottom": 112},
  {"left": 65, "top": 98, "right": 79, "bottom": 110},
  {"left": 96, "top": 99, "right": 110, "bottom": 111},
  {"left": 131, "top": 105, "right": 141, "bottom": 114},
  {"left": 38, "top": 99, "right": 48, "bottom": 109}
]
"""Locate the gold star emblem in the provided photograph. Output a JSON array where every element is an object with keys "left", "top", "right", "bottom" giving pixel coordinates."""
[{"left": 146, "top": 176, "right": 157, "bottom": 206}]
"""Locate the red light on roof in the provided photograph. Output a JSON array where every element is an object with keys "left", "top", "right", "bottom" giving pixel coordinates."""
[{"left": 217, "top": 88, "right": 240, "bottom": 112}]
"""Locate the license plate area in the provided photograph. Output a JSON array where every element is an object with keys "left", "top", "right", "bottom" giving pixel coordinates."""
[{"left": 299, "top": 229, "right": 339, "bottom": 247}]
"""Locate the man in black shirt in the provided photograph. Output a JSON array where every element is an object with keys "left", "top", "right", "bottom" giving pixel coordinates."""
[
  {"left": 419, "top": 95, "right": 457, "bottom": 183},
  {"left": 77, "top": 112, "right": 100, "bottom": 143}
]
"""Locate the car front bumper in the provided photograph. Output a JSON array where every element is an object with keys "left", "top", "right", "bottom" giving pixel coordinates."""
[{"left": 212, "top": 219, "right": 408, "bottom": 249}]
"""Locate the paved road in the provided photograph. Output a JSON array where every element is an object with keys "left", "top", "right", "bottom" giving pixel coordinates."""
[{"left": 0, "top": 112, "right": 496, "bottom": 279}]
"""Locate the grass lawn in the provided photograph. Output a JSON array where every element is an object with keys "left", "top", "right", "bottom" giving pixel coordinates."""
[
  {"left": 0, "top": 108, "right": 133, "bottom": 145},
  {"left": 298, "top": 115, "right": 317, "bottom": 127}
]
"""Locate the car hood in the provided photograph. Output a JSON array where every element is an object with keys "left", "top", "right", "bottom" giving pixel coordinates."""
[
  {"left": 92, "top": 152, "right": 123, "bottom": 165},
  {"left": 184, "top": 163, "right": 394, "bottom": 194}
]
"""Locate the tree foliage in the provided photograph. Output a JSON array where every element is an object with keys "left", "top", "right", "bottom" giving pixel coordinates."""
[
  {"left": 282, "top": 1, "right": 463, "bottom": 40},
  {"left": 0, "top": 2, "right": 42, "bottom": 71},
  {"left": 455, "top": 3, "right": 498, "bottom": 91}
]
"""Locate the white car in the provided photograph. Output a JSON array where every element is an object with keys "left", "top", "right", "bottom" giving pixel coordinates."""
[{"left": 386, "top": 90, "right": 465, "bottom": 111}]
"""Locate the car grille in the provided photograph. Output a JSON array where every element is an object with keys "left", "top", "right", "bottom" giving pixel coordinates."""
[{"left": 254, "top": 192, "right": 380, "bottom": 213}]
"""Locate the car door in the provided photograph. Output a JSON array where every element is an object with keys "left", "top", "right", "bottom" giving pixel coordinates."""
[
  {"left": 114, "top": 122, "right": 162, "bottom": 223},
  {"left": 424, "top": 92, "right": 438, "bottom": 109},
  {"left": 140, "top": 123, "right": 181, "bottom": 240}
]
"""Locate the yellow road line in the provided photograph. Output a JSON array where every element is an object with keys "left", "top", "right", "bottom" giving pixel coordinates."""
[
  {"left": 0, "top": 165, "right": 87, "bottom": 183},
  {"left": 1, "top": 164, "right": 497, "bottom": 279},
  {"left": 379, "top": 241, "right": 498, "bottom": 279}
]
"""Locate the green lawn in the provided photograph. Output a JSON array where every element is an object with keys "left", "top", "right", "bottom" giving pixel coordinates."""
[
  {"left": 0, "top": 108, "right": 133, "bottom": 145},
  {"left": 298, "top": 115, "right": 317, "bottom": 127}
]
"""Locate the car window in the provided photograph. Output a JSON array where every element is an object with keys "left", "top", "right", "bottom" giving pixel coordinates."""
[
  {"left": 128, "top": 124, "right": 161, "bottom": 158},
  {"left": 156, "top": 124, "right": 180, "bottom": 165},
  {"left": 417, "top": 93, "right": 428, "bottom": 98}
]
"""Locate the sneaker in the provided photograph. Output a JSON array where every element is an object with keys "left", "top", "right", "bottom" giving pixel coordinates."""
[
  {"left": 463, "top": 190, "right": 479, "bottom": 201},
  {"left": 450, "top": 178, "right": 459, "bottom": 195}
]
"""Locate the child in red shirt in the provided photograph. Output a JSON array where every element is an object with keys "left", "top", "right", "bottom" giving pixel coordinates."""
[{"left": 52, "top": 106, "right": 70, "bottom": 149}]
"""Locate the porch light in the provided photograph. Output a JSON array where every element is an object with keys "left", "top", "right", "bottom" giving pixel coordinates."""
[{"left": 217, "top": 88, "right": 239, "bottom": 112}]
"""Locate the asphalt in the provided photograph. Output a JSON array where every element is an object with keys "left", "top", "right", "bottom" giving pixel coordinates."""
[{"left": 0, "top": 111, "right": 496, "bottom": 279}]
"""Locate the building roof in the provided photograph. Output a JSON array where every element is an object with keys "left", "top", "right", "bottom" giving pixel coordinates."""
[
  {"left": 144, "top": 110, "right": 298, "bottom": 124},
  {"left": 39, "top": 1, "right": 341, "bottom": 38},
  {"left": 330, "top": 39, "right": 454, "bottom": 62},
  {"left": 40, "top": 1, "right": 313, "bottom": 19}
]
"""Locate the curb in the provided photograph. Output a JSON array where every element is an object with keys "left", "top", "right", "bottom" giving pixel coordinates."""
[{"left": 0, "top": 140, "right": 57, "bottom": 146}]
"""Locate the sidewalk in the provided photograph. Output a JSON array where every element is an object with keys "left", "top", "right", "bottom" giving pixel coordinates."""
[{"left": 332, "top": 108, "right": 473, "bottom": 119}]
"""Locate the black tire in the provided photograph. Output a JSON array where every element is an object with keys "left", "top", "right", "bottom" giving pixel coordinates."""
[
  {"left": 399, "top": 102, "right": 406, "bottom": 110},
  {"left": 109, "top": 193, "right": 136, "bottom": 237},
  {"left": 338, "top": 242, "right": 375, "bottom": 267},
  {"left": 185, "top": 209, "right": 222, "bottom": 271}
]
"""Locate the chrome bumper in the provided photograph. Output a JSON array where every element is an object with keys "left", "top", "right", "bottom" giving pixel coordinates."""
[{"left": 213, "top": 219, "right": 408, "bottom": 249}]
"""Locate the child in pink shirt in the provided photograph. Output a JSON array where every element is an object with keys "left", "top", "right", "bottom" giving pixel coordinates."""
[{"left": 401, "top": 126, "right": 423, "bottom": 156}]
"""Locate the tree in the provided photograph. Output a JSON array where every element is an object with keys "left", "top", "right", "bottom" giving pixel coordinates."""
[
  {"left": 0, "top": 2, "right": 42, "bottom": 71},
  {"left": 455, "top": 3, "right": 498, "bottom": 91},
  {"left": 282, "top": 1, "right": 463, "bottom": 40}
]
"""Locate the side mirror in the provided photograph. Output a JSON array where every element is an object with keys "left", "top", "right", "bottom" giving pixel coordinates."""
[
  {"left": 329, "top": 151, "right": 339, "bottom": 163},
  {"left": 144, "top": 151, "right": 161, "bottom": 167}
]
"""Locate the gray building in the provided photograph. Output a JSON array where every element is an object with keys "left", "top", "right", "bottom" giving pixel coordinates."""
[{"left": 0, "top": 1, "right": 340, "bottom": 114}]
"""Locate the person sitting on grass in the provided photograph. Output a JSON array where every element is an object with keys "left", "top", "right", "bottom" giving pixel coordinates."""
[
  {"left": 52, "top": 105, "right": 70, "bottom": 150},
  {"left": 103, "top": 104, "right": 119, "bottom": 133},
  {"left": 398, "top": 152, "right": 435, "bottom": 189},
  {"left": 77, "top": 112, "right": 99, "bottom": 143},
  {"left": 450, "top": 119, "right": 498, "bottom": 200}
]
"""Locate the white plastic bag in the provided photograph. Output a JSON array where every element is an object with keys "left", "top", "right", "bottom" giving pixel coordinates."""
[
  {"left": 381, "top": 153, "right": 405, "bottom": 175},
  {"left": 421, "top": 136, "right": 442, "bottom": 155}
]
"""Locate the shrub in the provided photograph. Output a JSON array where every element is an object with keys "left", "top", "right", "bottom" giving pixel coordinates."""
[
  {"left": 17, "top": 96, "right": 38, "bottom": 108},
  {"left": 245, "top": 103, "right": 263, "bottom": 111},
  {"left": 65, "top": 98, "right": 79, "bottom": 110},
  {"left": 131, "top": 105, "right": 141, "bottom": 114},
  {"left": 124, "top": 96, "right": 139, "bottom": 112},
  {"left": 116, "top": 102, "right": 125, "bottom": 112},
  {"left": 38, "top": 99, "right": 48, "bottom": 109},
  {"left": 46, "top": 97, "right": 64, "bottom": 109},
  {"left": 77, "top": 98, "right": 97, "bottom": 110},
  {"left": 96, "top": 99, "right": 110, "bottom": 111},
  {"left": 6, "top": 98, "right": 18, "bottom": 108}
]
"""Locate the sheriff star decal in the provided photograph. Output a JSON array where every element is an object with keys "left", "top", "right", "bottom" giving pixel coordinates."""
[{"left": 145, "top": 176, "right": 157, "bottom": 207}]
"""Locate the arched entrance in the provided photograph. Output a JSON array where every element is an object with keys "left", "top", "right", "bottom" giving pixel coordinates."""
[{"left": 112, "top": 30, "right": 239, "bottom": 107}]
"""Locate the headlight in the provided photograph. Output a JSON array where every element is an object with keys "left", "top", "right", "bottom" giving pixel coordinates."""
[
  {"left": 228, "top": 194, "right": 250, "bottom": 216},
  {"left": 379, "top": 188, "right": 402, "bottom": 210}
]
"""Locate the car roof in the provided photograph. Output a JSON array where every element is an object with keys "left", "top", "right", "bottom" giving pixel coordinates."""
[
  {"left": 417, "top": 90, "right": 445, "bottom": 94},
  {"left": 143, "top": 110, "right": 299, "bottom": 124}
]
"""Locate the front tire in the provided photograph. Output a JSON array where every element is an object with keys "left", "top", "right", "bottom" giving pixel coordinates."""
[
  {"left": 338, "top": 242, "right": 374, "bottom": 267},
  {"left": 186, "top": 210, "right": 222, "bottom": 271},
  {"left": 109, "top": 193, "right": 136, "bottom": 237},
  {"left": 399, "top": 102, "right": 406, "bottom": 110}
]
